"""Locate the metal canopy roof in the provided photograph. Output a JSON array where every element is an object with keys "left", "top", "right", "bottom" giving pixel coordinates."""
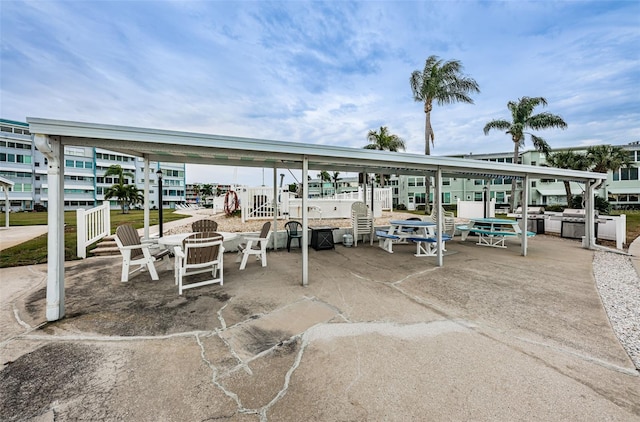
[{"left": 27, "top": 118, "right": 607, "bottom": 183}]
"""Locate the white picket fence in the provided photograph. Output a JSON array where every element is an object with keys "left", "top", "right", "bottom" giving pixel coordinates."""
[
  {"left": 239, "top": 186, "right": 392, "bottom": 222},
  {"left": 76, "top": 201, "right": 111, "bottom": 258}
]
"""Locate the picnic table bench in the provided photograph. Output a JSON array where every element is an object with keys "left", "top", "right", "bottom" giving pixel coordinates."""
[
  {"left": 406, "top": 234, "right": 453, "bottom": 257},
  {"left": 459, "top": 219, "right": 535, "bottom": 249}
]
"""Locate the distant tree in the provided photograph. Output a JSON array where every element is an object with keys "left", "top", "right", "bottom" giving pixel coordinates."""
[
  {"left": 364, "top": 126, "right": 406, "bottom": 152},
  {"left": 192, "top": 183, "right": 201, "bottom": 204},
  {"left": 484, "top": 96, "right": 567, "bottom": 211},
  {"left": 546, "top": 151, "right": 589, "bottom": 206},
  {"left": 364, "top": 126, "right": 406, "bottom": 187},
  {"left": 410, "top": 55, "right": 480, "bottom": 212},
  {"left": 319, "top": 171, "right": 331, "bottom": 197},
  {"left": 332, "top": 171, "right": 341, "bottom": 196},
  {"left": 585, "top": 145, "right": 631, "bottom": 173},
  {"left": 103, "top": 164, "right": 136, "bottom": 213},
  {"left": 104, "top": 184, "right": 142, "bottom": 214},
  {"left": 201, "top": 184, "right": 214, "bottom": 206},
  {"left": 104, "top": 164, "right": 134, "bottom": 186}
]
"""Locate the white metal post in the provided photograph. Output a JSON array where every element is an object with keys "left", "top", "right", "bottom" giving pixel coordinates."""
[
  {"left": 273, "top": 167, "right": 278, "bottom": 251},
  {"left": 103, "top": 200, "right": 111, "bottom": 236},
  {"left": 3, "top": 188, "right": 9, "bottom": 228},
  {"left": 34, "top": 134, "right": 65, "bottom": 321},
  {"left": 583, "top": 180, "right": 596, "bottom": 249},
  {"left": 435, "top": 167, "right": 443, "bottom": 267},
  {"left": 521, "top": 175, "right": 529, "bottom": 256},
  {"left": 143, "top": 155, "right": 150, "bottom": 240},
  {"left": 76, "top": 208, "right": 86, "bottom": 258},
  {"left": 302, "top": 156, "right": 309, "bottom": 286}
]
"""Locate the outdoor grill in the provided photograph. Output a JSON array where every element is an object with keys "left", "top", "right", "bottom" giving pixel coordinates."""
[
  {"left": 560, "top": 208, "right": 599, "bottom": 239},
  {"left": 508, "top": 206, "right": 547, "bottom": 234}
]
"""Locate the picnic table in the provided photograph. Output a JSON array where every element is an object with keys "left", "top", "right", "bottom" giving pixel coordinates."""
[
  {"left": 377, "top": 219, "right": 450, "bottom": 256},
  {"left": 458, "top": 218, "right": 535, "bottom": 248}
]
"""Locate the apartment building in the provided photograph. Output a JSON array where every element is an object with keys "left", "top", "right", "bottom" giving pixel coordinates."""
[
  {"left": 391, "top": 142, "right": 640, "bottom": 210},
  {"left": 0, "top": 118, "right": 186, "bottom": 211}
]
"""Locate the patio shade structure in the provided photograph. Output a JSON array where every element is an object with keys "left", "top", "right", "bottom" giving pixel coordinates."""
[
  {"left": 0, "top": 175, "right": 15, "bottom": 229},
  {"left": 27, "top": 118, "right": 607, "bottom": 322}
]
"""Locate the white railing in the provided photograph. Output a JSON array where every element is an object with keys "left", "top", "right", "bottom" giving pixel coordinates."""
[
  {"left": 240, "top": 187, "right": 288, "bottom": 222},
  {"left": 238, "top": 186, "right": 391, "bottom": 221},
  {"left": 375, "top": 187, "right": 393, "bottom": 211},
  {"left": 333, "top": 190, "right": 363, "bottom": 200},
  {"left": 76, "top": 200, "right": 111, "bottom": 258}
]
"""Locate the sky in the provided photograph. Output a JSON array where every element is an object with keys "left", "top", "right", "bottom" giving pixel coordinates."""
[{"left": 1, "top": 0, "right": 639, "bottom": 186}]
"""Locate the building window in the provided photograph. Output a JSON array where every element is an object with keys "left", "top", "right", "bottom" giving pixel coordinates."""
[{"left": 621, "top": 167, "right": 639, "bottom": 181}]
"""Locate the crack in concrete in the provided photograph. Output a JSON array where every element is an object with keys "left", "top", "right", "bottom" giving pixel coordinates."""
[
  {"left": 217, "top": 302, "right": 228, "bottom": 330},
  {"left": 257, "top": 333, "right": 308, "bottom": 422},
  {"left": 194, "top": 333, "right": 259, "bottom": 418},
  {"left": 12, "top": 306, "right": 31, "bottom": 329}
]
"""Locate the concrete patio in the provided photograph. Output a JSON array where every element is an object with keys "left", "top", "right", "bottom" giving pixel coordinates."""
[{"left": 1, "top": 235, "right": 639, "bottom": 421}]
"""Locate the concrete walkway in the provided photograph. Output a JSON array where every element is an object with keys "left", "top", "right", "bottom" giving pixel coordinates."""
[
  {"left": 1, "top": 235, "right": 639, "bottom": 421},
  {"left": 0, "top": 225, "right": 49, "bottom": 251}
]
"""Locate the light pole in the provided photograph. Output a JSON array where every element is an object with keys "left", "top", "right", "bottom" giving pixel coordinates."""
[
  {"left": 483, "top": 185, "right": 488, "bottom": 218},
  {"left": 156, "top": 169, "right": 163, "bottom": 237}
]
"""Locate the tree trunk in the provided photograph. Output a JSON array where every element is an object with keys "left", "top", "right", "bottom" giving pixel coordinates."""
[
  {"left": 563, "top": 181, "right": 573, "bottom": 207},
  {"left": 424, "top": 107, "right": 433, "bottom": 214},
  {"left": 424, "top": 109, "right": 433, "bottom": 156}
]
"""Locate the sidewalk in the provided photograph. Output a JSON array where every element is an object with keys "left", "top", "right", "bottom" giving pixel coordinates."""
[
  {"left": 0, "top": 225, "right": 49, "bottom": 251},
  {"left": 1, "top": 235, "right": 639, "bottom": 421}
]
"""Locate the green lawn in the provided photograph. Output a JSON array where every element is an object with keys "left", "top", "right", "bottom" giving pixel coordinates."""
[{"left": 1, "top": 210, "right": 188, "bottom": 268}]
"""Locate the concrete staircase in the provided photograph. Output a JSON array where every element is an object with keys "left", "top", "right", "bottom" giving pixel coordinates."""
[{"left": 90, "top": 235, "right": 120, "bottom": 256}]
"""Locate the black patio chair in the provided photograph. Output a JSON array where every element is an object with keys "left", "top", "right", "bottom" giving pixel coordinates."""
[{"left": 285, "top": 221, "right": 303, "bottom": 252}]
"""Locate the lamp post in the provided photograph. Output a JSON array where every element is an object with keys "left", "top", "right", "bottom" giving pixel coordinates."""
[
  {"left": 483, "top": 185, "right": 488, "bottom": 218},
  {"left": 156, "top": 169, "right": 163, "bottom": 237}
]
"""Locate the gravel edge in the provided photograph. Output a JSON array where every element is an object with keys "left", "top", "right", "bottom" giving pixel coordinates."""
[{"left": 592, "top": 250, "right": 640, "bottom": 370}]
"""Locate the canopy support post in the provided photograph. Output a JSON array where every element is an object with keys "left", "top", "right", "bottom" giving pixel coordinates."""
[
  {"left": 521, "top": 175, "right": 529, "bottom": 256},
  {"left": 143, "top": 154, "right": 150, "bottom": 240},
  {"left": 34, "top": 134, "right": 65, "bottom": 321},
  {"left": 302, "top": 156, "right": 309, "bottom": 286},
  {"left": 435, "top": 167, "right": 443, "bottom": 267}
]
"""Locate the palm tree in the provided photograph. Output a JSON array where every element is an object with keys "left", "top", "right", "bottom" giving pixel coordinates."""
[
  {"left": 410, "top": 55, "right": 480, "bottom": 212},
  {"left": 319, "top": 170, "right": 331, "bottom": 197},
  {"left": 331, "top": 171, "right": 341, "bottom": 196},
  {"left": 124, "top": 184, "right": 144, "bottom": 209},
  {"left": 484, "top": 96, "right": 567, "bottom": 211},
  {"left": 104, "top": 164, "right": 133, "bottom": 186},
  {"left": 192, "top": 183, "right": 201, "bottom": 205},
  {"left": 103, "top": 164, "right": 135, "bottom": 213},
  {"left": 585, "top": 145, "right": 632, "bottom": 173},
  {"left": 545, "top": 150, "right": 589, "bottom": 206},
  {"left": 200, "top": 184, "right": 214, "bottom": 206},
  {"left": 104, "top": 184, "right": 142, "bottom": 214},
  {"left": 364, "top": 126, "right": 406, "bottom": 152},
  {"left": 364, "top": 126, "right": 406, "bottom": 187}
]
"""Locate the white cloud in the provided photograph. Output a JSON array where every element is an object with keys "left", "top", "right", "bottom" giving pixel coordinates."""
[{"left": 1, "top": 0, "right": 638, "bottom": 185}]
